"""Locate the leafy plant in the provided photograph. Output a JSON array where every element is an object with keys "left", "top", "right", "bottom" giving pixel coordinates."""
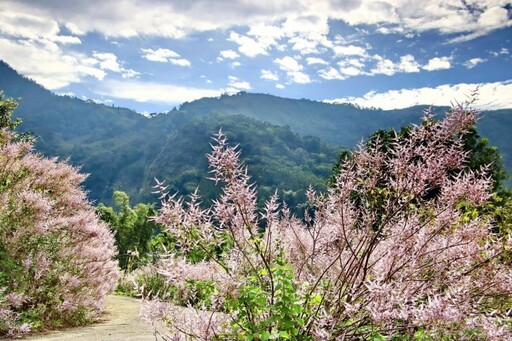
[
  {"left": 144, "top": 103, "right": 511, "bottom": 339},
  {"left": 0, "top": 97, "right": 119, "bottom": 337},
  {"left": 97, "top": 191, "right": 158, "bottom": 270}
]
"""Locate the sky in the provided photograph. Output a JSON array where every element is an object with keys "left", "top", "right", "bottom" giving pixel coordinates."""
[{"left": 0, "top": 0, "right": 511, "bottom": 114}]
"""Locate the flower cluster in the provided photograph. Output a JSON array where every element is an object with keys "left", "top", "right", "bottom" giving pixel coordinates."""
[
  {"left": 0, "top": 130, "right": 120, "bottom": 336},
  {"left": 149, "top": 105, "right": 511, "bottom": 339}
]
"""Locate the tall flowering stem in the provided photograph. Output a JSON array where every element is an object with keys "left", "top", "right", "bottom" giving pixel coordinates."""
[
  {"left": 151, "top": 104, "right": 511, "bottom": 340},
  {"left": 0, "top": 130, "right": 119, "bottom": 337}
]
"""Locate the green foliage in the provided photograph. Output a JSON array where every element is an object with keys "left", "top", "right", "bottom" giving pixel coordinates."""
[
  {"left": 143, "top": 115, "right": 338, "bottom": 216},
  {"left": 116, "top": 264, "right": 174, "bottom": 299},
  {"left": 0, "top": 91, "right": 20, "bottom": 131},
  {"left": 0, "top": 99, "right": 119, "bottom": 336},
  {"left": 1, "top": 62, "right": 511, "bottom": 215},
  {"left": 97, "top": 191, "right": 158, "bottom": 270},
  {"left": 329, "top": 121, "right": 512, "bottom": 236},
  {"left": 117, "top": 264, "right": 219, "bottom": 310},
  {"left": 224, "top": 248, "right": 310, "bottom": 341}
]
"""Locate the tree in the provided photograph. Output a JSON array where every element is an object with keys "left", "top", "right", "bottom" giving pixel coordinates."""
[
  {"left": 329, "top": 111, "right": 512, "bottom": 236},
  {"left": 0, "top": 97, "right": 119, "bottom": 337},
  {"left": 145, "top": 105, "right": 511, "bottom": 339},
  {"left": 0, "top": 91, "right": 20, "bottom": 131},
  {"left": 97, "top": 191, "right": 158, "bottom": 270}
]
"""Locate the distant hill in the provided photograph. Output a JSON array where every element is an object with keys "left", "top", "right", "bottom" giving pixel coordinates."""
[
  {"left": 0, "top": 61, "right": 338, "bottom": 209},
  {"left": 178, "top": 92, "right": 429, "bottom": 147},
  {"left": 177, "top": 92, "right": 511, "bottom": 171},
  {"left": 0, "top": 61, "right": 510, "bottom": 208}
]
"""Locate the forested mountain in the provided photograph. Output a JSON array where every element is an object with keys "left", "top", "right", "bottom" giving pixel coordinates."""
[
  {"left": 0, "top": 61, "right": 338, "bottom": 209},
  {"left": 178, "top": 92, "right": 511, "bottom": 172},
  {"left": 0, "top": 60, "right": 510, "bottom": 209}
]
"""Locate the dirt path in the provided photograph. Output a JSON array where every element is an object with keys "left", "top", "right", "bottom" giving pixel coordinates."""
[{"left": 23, "top": 296, "right": 161, "bottom": 341}]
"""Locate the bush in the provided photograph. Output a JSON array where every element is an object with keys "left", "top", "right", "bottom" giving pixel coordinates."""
[
  {"left": 116, "top": 264, "right": 172, "bottom": 299},
  {"left": 145, "top": 104, "right": 511, "bottom": 339},
  {"left": 0, "top": 127, "right": 119, "bottom": 337}
]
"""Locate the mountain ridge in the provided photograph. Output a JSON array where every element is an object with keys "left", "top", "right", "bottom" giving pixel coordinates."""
[{"left": 1, "top": 60, "right": 510, "bottom": 206}]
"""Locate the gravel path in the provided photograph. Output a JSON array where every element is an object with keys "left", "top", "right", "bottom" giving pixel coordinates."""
[{"left": 22, "top": 296, "right": 161, "bottom": 341}]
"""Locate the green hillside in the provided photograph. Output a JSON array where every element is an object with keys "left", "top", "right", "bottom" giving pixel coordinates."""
[
  {"left": 0, "top": 61, "right": 338, "bottom": 210},
  {"left": 0, "top": 60, "right": 510, "bottom": 208},
  {"left": 178, "top": 92, "right": 511, "bottom": 170}
]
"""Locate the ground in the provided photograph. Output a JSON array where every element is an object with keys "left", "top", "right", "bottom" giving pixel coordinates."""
[{"left": 21, "top": 296, "right": 160, "bottom": 341}]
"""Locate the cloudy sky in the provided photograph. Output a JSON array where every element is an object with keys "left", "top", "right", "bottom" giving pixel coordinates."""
[{"left": 1, "top": 0, "right": 511, "bottom": 113}]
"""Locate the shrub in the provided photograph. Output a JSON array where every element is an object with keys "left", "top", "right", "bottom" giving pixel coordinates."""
[
  {"left": 116, "top": 263, "right": 172, "bottom": 299},
  {"left": 0, "top": 128, "right": 120, "bottom": 336},
  {"left": 147, "top": 104, "right": 511, "bottom": 339}
]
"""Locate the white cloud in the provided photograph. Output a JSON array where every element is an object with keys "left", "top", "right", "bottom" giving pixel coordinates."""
[
  {"left": 141, "top": 48, "right": 191, "bottom": 67},
  {"left": 2, "top": 0, "right": 510, "bottom": 43},
  {"left": 397, "top": 54, "right": 420, "bottom": 73},
  {"left": 464, "top": 58, "right": 486, "bottom": 69},
  {"left": 478, "top": 6, "right": 509, "bottom": 27},
  {"left": 370, "top": 56, "right": 396, "bottom": 76},
  {"left": 141, "top": 48, "right": 180, "bottom": 62},
  {"left": 65, "top": 22, "right": 85, "bottom": 35},
  {"left": 229, "top": 31, "right": 268, "bottom": 57},
  {"left": 247, "top": 23, "right": 284, "bottom": 49},
  {"left": 93, "top": 52, "right": 122, "bottom": 72},
  {"left": 422, "top": 56, "right": 452, "bottom": 71},
  {"left": 56, "top": 91, "right": 76, "bottom": 97},
  {"left": 332, "top": 44, "right": 367, "bottom": 57},
  {"left": 261, "top": 69, "right": 279, "bottom": 81},
  {"left": 368, "top": 54, "right": 420, "bottom": 76},
  {"left": 0, "top": 10, "right": 81, "bottom": 44},
  {"left": 339, "top": 66, "right": 363, "bottom": 77},
  {"left": 288, "top": 36, "right": 321, "bottom": 54},
  {"left": 224, "top": 76, "right": 252, "bottom": 93},
  {"left": 169, "top": 58, "right": 191, "bottom": 67},
  {"left": 306, "top": 57, "right": 329, "bottom": 65},
  {"left": 327, "top": 1, "right": 512, "bottom": 41},
  {"left": 274, "top": 56, "right": 303, "bottom": 72},
  {"left": 274, "top": 56, "right": 312, "bottom": 84},
  {"left": 275, "top": 83, "right": 285, "bottom": 89},
  {"left": 325, "top": 80, "right": 512, "bottom": 110},
  {"left": 51, "top": 35, "right": 81, "bottom": 44},
  {"left": 218, "top": 49, "right": 240, "bottom": 60},
  {"left": 491, "top": 47, "right": 510, "bottom": 56},
  {"left": 96, "top": 79, "right": 222, "bottom": 104},
  {"left": 288, "top": 71, "right": 311, "bottom": 84},
  {"left": 93, "top": 52, "right": 140, "bottom": 77},
  {"left": 0, "top": 37, "right": 104, "bottom": 89},
  {"left": 281, "top": 15, "right": 330, "bottom": 38},
  {"left": 338, "top": 58, "right": 365, "bottom": 69},
  {"left": 318, "top": 67, "right": 345, "bottom": 80},
  {"left": 120, "top": 69, "right": 140, "bottom": 79},
  {"left": 246, "top": 16, "right": 331, "bottom": 57}
]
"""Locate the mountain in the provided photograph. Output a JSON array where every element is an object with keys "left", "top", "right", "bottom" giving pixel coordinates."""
[
  {"left": 178, "top": 92, "right": 428, "bottom": 147},
  {"left": 0, "top": 61, "right": 510, "bottom": 208},
  {"left": 0, "top": 61, "right": 338, "bottom": 209},
  {"left": 177, "top": 93, "right": 511, "bottom": 171}
]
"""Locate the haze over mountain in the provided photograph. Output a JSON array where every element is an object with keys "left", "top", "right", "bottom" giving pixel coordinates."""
[{"left": 1, "top": 61, "right": 510, "bottom": 209}]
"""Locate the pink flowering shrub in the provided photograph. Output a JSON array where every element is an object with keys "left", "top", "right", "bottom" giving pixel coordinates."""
[
  {"left": 149, "top": 104, "right": 511, "bottom": 339},
  {"left": 0, "top": 130, "right": 120, "bottom": 337}
]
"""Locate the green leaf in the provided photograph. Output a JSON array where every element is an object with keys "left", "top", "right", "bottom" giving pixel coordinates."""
[{"left": 279, "top": 331, "right": 291, "bottom": 339}]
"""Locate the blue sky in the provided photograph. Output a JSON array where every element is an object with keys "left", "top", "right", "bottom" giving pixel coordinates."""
[{"left": 0, "top": 0, "right": 511, "bottom": 113}]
